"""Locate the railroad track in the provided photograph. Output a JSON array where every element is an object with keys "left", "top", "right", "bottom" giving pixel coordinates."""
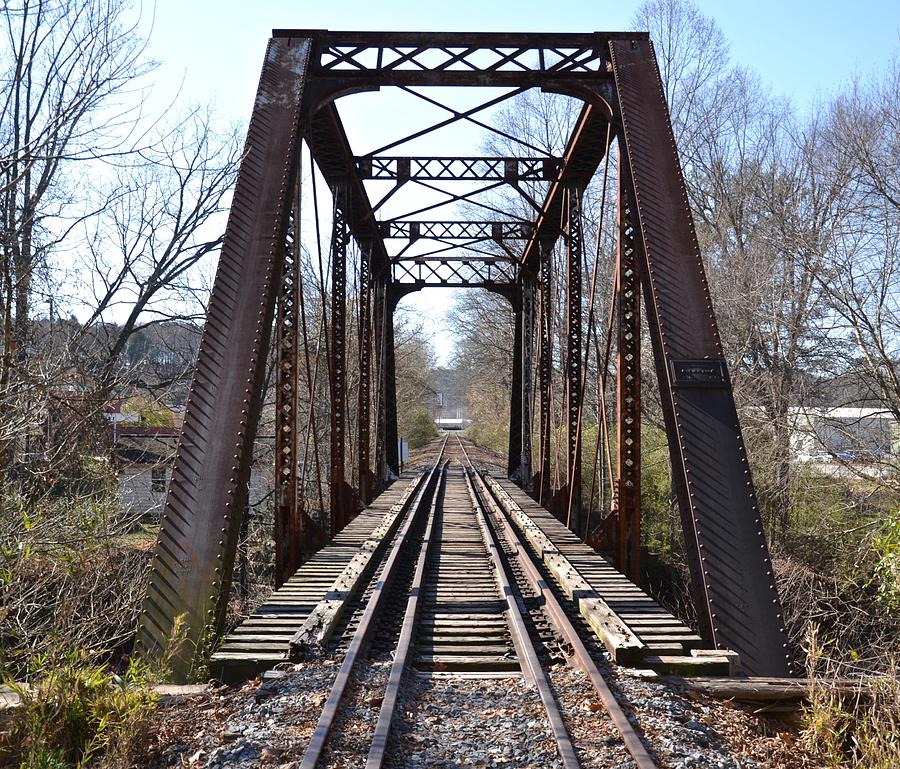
[{"left": 296, "top": 434, "right": 659, "bottom": 769}]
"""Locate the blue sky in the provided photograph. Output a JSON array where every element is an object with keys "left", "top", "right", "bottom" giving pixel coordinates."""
[
  {"left": 143, "top": 1, "right": 899, "bottom": 363},
  {"left": 147, "top": 0, "right": 898, "bottom": 116}
]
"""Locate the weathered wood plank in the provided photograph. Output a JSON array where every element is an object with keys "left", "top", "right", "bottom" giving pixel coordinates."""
[{"left": 288, "top": 474, "right": 425, "bottom": 652}]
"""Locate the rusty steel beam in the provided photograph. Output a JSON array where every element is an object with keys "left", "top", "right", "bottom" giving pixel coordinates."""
[
  {"left": 564, "top": 187, "right": 584, "bottom": 535},
  {"left": 614, "top": 156, "right": 642, "bottom": 583},
  {"left": 384, "top": 302, "right": 399, "bottom": 478},
  {"left": 380, "top": 220, "right": 533, "bottom": 241},
  {"left": 329, "top": 188, "right": 351, "bottom": 536},
  {"left": 274, "top": 201, "right": 302, "bottom": 586},
  {"left": 372, "top": 280, "right": 387, "bottom": 492},
  {"left": 610, "top": 38, "right": 790, "bottom": 676},
  {"left": 357, "top": 156, "right": 560, "bottom": 182},
  {"left": 357, "top": 241, "right": 374, "bottom": 505},
  {"left": 275, "top": 30, "right": 646, "bottom": 87},
  {"left": 535, "top": 240, "right": 553, "bottom": 505},
  {"left": 390, "top": 257, "right": 517, "bottom": 288},
  {"left": 274, "top": 192, "right": 324, "bottom": 587},
  {"left": 136, "top": 37, "right": 312, "bottom": 679},
  {"left": 507, "top": 288, "right": 523, "bottom": 479},
  {"left": 508, "top": 275, "right": 536, "bottom": 484},
  {"left": 522, "top": 275, "right": 536, "bottom": 488}
]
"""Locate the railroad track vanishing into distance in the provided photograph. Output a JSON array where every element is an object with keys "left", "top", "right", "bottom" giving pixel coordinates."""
[{"left": 294, "top": 434, "right": 658, "bottom": 769}]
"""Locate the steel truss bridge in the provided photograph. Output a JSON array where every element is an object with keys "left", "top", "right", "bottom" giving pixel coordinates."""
[{"left": 136, "top": 30, "right": 792, "bottom": 681}]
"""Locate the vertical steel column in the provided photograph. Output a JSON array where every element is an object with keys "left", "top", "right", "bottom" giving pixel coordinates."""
[
  {"left": 357, "top": 241, "right": 373, "bottom": 504},
  {"left": 536, "top": 239, "right": 553, "bottom": 505},
  {"left": 384, "top": 292, "right": 399, "bottom": 477},
  {"left": 507, "top": 288, "right": 523, "bottom": 479},
  {"left": 564, "top": 187, "right": 584, "bottom": 535},
  {"left": 373, "top": 279, "right": 387, "bottom": 490},
  {"left": 329, "top": 187, "right": 350, "bottom": 536},
  {"left": 274, "top": 187, "right": 302, "bottom": 587},
  {"left": 615, "top": 156, "right": 642, "bottom": 582},
  {"left": 521, "top": 273, "right": 536, "bottom": 489}
]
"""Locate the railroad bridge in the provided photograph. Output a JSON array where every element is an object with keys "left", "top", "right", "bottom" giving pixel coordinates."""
[{"left": 136, "top": 30, "right": 792, "bottom": 686}]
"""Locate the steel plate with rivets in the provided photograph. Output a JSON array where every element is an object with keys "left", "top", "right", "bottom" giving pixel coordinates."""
[{"left": 610, "top": 38, "right": 791, "bottom": 677}]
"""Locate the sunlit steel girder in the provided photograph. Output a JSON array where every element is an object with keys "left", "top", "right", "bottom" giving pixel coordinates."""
[
  {"left": 276, "top": 30, "right": 637, "bottom": 88},
  {"left": 358, "top": 156, "right": 560, "bottom": 181},
  {"left": 390, "top": 256, "right": 517, "bottom": 287},
  {"left": 380, "top": 220, "right": 532, "bottom": 241}
]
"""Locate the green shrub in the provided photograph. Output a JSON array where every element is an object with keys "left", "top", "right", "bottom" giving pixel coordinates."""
[
  {"left": 465, "top": 421, "right": 508, "bottom": 455},
  {"left": 402, "top": 408, "right": 437, "bottom": 450},
  {"left": 121, "top": 397, "right": 175, "bottom": 427},
  {"left": 1, "top": 653, "right": 157, "bottom": 768},
  {"left": 872, "top": 511, "right": 900, "bottom": 614}
]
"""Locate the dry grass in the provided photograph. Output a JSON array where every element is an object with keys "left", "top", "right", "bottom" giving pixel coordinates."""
[{"left": 800, "top": 624, "right": 900, "bottom": 768}]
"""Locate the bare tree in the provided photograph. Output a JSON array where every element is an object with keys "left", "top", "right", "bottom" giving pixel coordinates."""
[
  {"left": 0, "top": 0, "right": 153, "bottom": 506},
  {"left": 394, "top": 307, "right": 439, "bottom": 438},
  {"left": 75, "top": 107, "right": 243, "bottom": 395},
  {"left": 635, "top": 0, "right": 849, "bottom": 535},
  {"left": 0, "top": 0, "right": 152, "bottom": 355},
  {"left": 813, "top": 58, "right": 900, "bottom": 485}
]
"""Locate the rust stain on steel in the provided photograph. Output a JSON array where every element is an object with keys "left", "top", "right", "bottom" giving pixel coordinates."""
[
  {"left": 614, "top": 155, "right": 642, "bottom": 583},
  {"left": 610, "top": 38, "right": 790, "bottom": 676},
  {"left": 136, "top": 37, "right": 312, "bottom": 679}
]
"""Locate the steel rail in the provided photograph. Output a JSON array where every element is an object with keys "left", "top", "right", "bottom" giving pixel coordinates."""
[
  {"left": 458, "top": 437, "right": 581, "bottom": 769},
  {"left": 365, "top": 461, "right": 448, "bottom": 769},
  {"left": 467, "top": 457, "right": 659, "bottom": 769},
  {"left": 299, "top": 434, "right": 449, "bottom": 769}
]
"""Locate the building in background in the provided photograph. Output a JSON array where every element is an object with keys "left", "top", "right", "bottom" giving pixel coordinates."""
[
  {"left": 109, "top": 407, "right": 271, "bottom": 518},
  {"left": 790, "top": 406, "right": 898, "bottom": 464}
]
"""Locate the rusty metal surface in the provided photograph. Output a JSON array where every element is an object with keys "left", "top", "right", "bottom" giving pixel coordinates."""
[
  {"left": 535, "top": 240, "right": 553, "bottom": 505},
  {"left": 508, "top": 277, "right": 535, "bottom": 483},
  {"left": 564, "top": 187, "right": 583, "bottom": 535},
  {"left": 329, "top": 189, "right": 350, "bottom": 535},
  {"left": 507, "top": 288, "right": 524, "bottom": 480},
  {"left": 358, "top": 156, "right": 560, "bottom": 181},
  {"left": 275, "top": 192, "right": 324, "bottom": 587},
  {"left": 276, "top": 30, "right": 643, "bottom": 88},
  {"left": 381, "top": 220, "right": 533, "bottom": 241},
  {"left": 136, "top": 37, "right": 312, "bottom": 677},
  {"left": 615, "top": 156, "right": 642, "bottom": 582},
  {"left": 390, "top": 256, "right": 517, "bottom": 288},
  {"left": 610, "top": 38, "right": 790, "bottom": 676},
  {"left": 357, "top": 241, "right": 373, "bottom": 504}
]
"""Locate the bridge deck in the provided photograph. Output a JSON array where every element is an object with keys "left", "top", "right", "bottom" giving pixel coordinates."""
[
  {"left": 490, "top": 477, "right": 728, "bottom": 672},
  {"left": 209, "top": 477, "right": 417, "bottom": 682},
  {"left": 212, "top": 471, "right": 731, "bottom": 682}
]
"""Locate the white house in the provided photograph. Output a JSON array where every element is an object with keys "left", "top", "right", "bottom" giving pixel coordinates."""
[
  {"left": 113, "top": 424, "right": 272, "bottom": 519},
  {"left": 789, "top": 406, "right": 898, "bottom": 461}
]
